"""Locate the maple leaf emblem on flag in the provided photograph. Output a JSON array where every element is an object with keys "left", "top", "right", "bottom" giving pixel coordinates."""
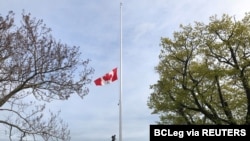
[{"left": 103, "top": 73, "right": 113, "bottom": 82}]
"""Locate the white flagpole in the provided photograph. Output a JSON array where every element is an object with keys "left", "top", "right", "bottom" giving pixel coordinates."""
[{"left": 119, "top": 2, "right": 123, "bottom": 141}]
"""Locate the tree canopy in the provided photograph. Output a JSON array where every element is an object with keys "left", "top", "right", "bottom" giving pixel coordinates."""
[
  {"left": 148, "top": 12, "right": 250, "bottom": 125},
  {"left": 0, "top": 11, "right": 94, "bottom": 140}
]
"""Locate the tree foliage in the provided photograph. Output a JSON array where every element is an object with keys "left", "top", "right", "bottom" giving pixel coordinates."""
[
  {"left": 0, "top": 11, "right": 94, "bottom": 140},
  {"left": 148, "top": 12, "right": 250, "bottom": 125}
]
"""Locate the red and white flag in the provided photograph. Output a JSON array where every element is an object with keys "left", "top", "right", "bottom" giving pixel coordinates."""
[{"left": 94, "top": 67, "right": 118, "bottom": 86}]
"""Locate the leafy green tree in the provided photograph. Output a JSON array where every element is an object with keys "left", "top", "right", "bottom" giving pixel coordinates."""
[
  {"left": 0, "top": 11, "right": 94, "bottom": 140},
  {"left": 148, "top": 12, "right": 250, "bottom": 125}
]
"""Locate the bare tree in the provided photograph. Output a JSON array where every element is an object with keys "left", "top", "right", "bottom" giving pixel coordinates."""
[{"left": 0, "top": 11, "right": 94, "bottom": 140}]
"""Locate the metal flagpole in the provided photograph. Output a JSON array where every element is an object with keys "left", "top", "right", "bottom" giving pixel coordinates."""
[{"left": 119, "top": 1, "right": 123, "bottom": 141}]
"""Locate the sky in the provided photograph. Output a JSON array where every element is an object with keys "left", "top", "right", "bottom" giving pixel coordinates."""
[{"left": 0, "top": 0, "right": 250, "bottom": 141}]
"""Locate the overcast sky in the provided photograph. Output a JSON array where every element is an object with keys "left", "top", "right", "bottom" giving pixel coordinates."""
[{"left": 0, "top": 0, "right": 250, "bottom": 141}]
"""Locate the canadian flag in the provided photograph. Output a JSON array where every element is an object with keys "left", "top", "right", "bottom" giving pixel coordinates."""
[{"left": 94, "top": 68, "right": 118, "bottom": 86}]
